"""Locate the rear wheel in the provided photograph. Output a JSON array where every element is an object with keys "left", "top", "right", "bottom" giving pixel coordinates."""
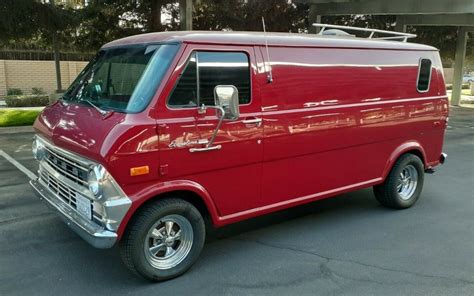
[
  {"left": 374, "top": 154, "right": 424, "bottom": 209},
  {"left": 119, "top": 198, "right": 206, "bottom": 281}
]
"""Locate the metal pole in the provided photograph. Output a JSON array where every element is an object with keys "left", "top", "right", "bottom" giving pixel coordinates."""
[
  {"left": 308, "top": 5, "right": 321, "bottom": 34},
  {"left": 452, "top": 27, "right": 468, "bottom": 106},
  {"left": 395, "top": 16, "right": 407, "bottom": 32}
]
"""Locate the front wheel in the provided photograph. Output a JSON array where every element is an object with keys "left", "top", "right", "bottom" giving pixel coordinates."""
[
  {"left": 373, "top": 154, "right": 425, "bottom": 209},
  {"left": 119, "top": 198, "right": 206, "bottom": 281}
]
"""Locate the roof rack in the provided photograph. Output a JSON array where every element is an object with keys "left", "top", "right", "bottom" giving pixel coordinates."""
[{"left": 312, "top": 23, "right": 416, "bottom": 42}]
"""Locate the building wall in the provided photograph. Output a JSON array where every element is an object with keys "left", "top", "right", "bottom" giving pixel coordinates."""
[
  {"left": 443, "top": 68, "right": 454, "bottom": 84},
  {"left": 0, "top": 60, "right": 88, "bottom": 96}
]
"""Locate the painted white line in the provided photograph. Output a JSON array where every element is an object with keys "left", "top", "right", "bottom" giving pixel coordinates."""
[
  {"left": 0, "top": 149, "right": 37, "bottom": 180},
  {"left": 15, "top": 144, "right": 28, "bottom": 153}
]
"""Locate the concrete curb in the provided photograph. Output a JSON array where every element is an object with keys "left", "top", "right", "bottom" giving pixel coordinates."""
[{"left": 0, "top": 125, "right": 34, "bottom": 135}]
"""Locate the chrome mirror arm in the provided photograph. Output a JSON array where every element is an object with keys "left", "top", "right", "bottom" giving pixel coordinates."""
[{"left": 198, "top": 104, "right": 226, "bottom": 148}]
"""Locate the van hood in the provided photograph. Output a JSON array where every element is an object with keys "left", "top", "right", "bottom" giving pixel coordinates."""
[{"left": 34, "top": 101, "right": 125, "bottom": 162}]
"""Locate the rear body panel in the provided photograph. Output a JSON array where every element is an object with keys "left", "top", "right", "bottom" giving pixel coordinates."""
[{"left": 255, "top": 45, "right": 447, "bottom": 209}]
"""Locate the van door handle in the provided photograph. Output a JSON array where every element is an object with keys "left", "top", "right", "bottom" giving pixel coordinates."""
[
  {"left": 189, "top": 145, "right": 222, "bottom": 153},
  {"left": 242, "top": 117, "right": 262, "bottom": 126}
]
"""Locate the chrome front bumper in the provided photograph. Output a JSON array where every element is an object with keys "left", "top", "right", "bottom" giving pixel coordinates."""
[{"left": 30, "top": 178, "right": 118, "bottom": 249}]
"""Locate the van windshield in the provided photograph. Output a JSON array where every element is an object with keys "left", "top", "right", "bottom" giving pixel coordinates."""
[{"left": 62, "top": 44, "right": 179, "bottom": 113}]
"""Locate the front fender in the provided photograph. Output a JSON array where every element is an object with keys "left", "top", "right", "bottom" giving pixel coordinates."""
[
  {"left": 381, "top": 141, "right": 427, "bottom": 181},
  {"left": 116, "top": 180, "right": 220, "bottom": 238}
]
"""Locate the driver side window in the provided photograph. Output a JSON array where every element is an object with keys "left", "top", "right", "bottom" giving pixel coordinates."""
[{"left": 168, "top": 51, "right": 251, "bottom": 108}]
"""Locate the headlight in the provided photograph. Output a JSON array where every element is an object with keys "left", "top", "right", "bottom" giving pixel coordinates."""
[
  {"left": 88, "top": 165, "right": 106, "bottom": 197},
  {"left": 32, "top": 137, "right": 45, "bottom": 160}
]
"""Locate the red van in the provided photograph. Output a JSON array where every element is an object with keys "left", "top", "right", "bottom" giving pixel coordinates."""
[{"left": 30, "top": 30, "right": 448, "bottom": 281}]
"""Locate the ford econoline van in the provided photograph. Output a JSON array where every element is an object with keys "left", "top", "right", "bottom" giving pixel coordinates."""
[{"left": 30, "top": 30, "right": 448, "bottom": 281}]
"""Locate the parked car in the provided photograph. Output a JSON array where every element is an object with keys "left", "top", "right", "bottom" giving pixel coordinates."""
[
  {"left": 463, "top": 74, "right": 474, "bottom": 83},
  {"left": 30, "top": 30, "right": 448, "bottom": 281}
]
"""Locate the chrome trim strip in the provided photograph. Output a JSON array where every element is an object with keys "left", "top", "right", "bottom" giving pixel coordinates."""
[
  {"left": 189, "top": 145, "right": 222, "bottom": 153},
  {"left": 263, "top": 95, "right": 448, "bottom": 116},
  {"left": 219, "top": 178, "right": 382, "bottom": 221}
]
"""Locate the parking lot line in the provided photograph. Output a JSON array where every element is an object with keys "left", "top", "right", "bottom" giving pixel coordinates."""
[{"left": 0, "top": 149, "right": 37, "bottom": 180}]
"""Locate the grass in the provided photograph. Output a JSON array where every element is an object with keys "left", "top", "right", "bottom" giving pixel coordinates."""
[{"left": 0, "top": 109, "right": 41, "bottom": 127}]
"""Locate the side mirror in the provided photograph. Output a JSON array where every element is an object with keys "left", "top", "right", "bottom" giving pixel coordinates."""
[{"left": 214, "top": 85, "right": 240, "bottom": 121}]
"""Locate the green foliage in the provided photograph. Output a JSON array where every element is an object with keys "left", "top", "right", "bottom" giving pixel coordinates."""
[
  {"left": 72, "top": 1, "right": 148, "bottom": 51},
  {"left": 0, "top": 0, "right": 43, "bottom": 42},
  {"left": 31, "top": 87, "right": 46, "bottom": 95},
  {"left": 0, "top": 0, "right": 78, "bottom": 43},
  {"left": 5, "top": 95, "right": 49, "bottom": 107},
  {"left": 7, "top": 88, "right": 23, "bottom": 96},
  {"left": 193, "top": 0, "right": 308, "bottom": 32},
  {"left": 0, "top": 109, "right": 41, "bottom": 127}
]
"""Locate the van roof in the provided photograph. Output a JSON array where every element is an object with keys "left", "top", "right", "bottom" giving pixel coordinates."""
[{"left": 102, "top": 31, "right": 437, "bottom": 51}]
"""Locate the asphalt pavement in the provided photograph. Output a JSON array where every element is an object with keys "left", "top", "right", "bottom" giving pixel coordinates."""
[{"left": 0, "top": 107, "right": 473, "bottom": 296}]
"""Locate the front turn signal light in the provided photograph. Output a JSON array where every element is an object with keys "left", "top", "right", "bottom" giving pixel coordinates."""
[{"left": 130, "top": 165, "right": 149, "bottom": 176}]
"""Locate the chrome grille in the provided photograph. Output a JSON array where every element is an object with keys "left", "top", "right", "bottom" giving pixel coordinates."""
[
  {"left": 40, "top": 169, "right": 77, "bottom": 206},
  {"left": 44, "top": 146, "right": 89, "bottom": 187},
  {"left": 40, "top": 168, "right": 103, "bottom": 225}
]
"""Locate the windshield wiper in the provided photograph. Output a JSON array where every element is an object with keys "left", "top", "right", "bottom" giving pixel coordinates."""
[{"left": 80, "top": 98, "right": 112, "bottom": 118}]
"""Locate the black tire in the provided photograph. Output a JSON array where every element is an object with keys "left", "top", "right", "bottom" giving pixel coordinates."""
[
  {"left": 373, "top": 153, "right": 425, "bottom": 209},
  {"left": 119, "top": 198, "right": 206, "bottom": 281}
]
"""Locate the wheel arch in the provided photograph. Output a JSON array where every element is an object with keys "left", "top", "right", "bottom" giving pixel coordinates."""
[
  {"left": 382, "top": 141, "right": 427, "bottom": 181},
  {"left": 116, "top": 180, "right": 221, "bottom": 239}
]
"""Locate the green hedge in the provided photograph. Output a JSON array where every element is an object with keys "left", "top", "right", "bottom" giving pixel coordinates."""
[
  {"left": 4, "top": 95, "right": 49, "bottom": 107},
  {"left": 446, "top": 84, "right": 471, "bottom": 90},
  {"left": 7, "top": 88, "right": 23, "bottom": 96}
]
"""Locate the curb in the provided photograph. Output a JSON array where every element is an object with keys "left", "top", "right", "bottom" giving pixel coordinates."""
[{"left": 0, "top": 125, "right": 34, "bottom": 135}]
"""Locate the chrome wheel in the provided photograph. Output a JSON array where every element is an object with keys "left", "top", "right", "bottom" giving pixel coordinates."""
[
  {"left": 144, "top": 214, "right": 193, "bottom": 270},
  {"left": 396, "top": 164, "right": 418, "bottom": 200}
]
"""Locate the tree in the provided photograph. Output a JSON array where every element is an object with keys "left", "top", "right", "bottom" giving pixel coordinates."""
[
  {"left": 0, "top": 0, "right": 77, "bottom": 47},
  {"left": 193, "top": 0, "right": 308, "bottom": 32}
]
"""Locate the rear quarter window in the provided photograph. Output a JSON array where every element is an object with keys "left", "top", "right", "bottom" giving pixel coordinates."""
[{"left": 417, "top": 58, "right": 432, "bottom": 93}]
